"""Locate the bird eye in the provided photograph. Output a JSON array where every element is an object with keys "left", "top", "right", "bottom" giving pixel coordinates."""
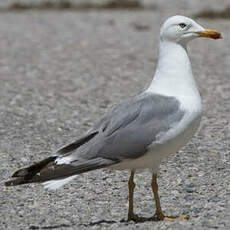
[{"left": 179, "top": 23, "right": 187, "bottom": 28}]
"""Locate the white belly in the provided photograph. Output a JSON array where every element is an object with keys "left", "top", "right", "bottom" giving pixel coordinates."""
[{"left": 110, "top": 110, "right": 202, "bottom": 172}]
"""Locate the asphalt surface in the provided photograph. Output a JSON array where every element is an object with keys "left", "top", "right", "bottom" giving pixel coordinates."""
[{"left": 0, "top": 5, "right": 230, "bottom": 230}]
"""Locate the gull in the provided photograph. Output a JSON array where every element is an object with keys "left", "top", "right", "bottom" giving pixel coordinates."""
[{"left": 5, "top": 15, "right": 222, "bottom": 222}]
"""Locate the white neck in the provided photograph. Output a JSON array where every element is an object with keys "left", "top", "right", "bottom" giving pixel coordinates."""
[{"left": 146, "top": 41, "right": 201, "bottom": 110}]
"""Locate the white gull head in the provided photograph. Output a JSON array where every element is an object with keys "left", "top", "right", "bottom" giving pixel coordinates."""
[
  {"left": 147, "top": 15, "right": 221, "bottom": 113},
  {"left": 160, "top": 15, "right": 221, "bottom": 45}
]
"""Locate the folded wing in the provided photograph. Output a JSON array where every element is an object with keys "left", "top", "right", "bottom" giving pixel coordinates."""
[{"left": 5, "top": 92, "right": 184, "bottom": 189}]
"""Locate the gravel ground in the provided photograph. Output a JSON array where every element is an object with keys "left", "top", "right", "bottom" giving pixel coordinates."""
[{"left": 0, "top": 4, "right": 230, "bottom": 230}]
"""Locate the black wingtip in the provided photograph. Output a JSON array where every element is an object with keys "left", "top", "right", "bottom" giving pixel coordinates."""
[
  {"left": 12, "top": 168, "right": 29, "bottom": 177},
  {"left": 5, "top": 177, "right": 26, "bottom": 186},
  {"left": 6, "top": 156, "right": 57, "bottom": 186}
]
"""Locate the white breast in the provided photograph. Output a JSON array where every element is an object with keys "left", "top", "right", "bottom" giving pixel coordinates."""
[{"left": 110, "top": 41, "right": 202, "bottom": 172}]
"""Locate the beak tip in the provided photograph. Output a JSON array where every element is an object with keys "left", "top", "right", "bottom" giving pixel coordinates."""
[
  {"left": 212, "top": 32, "right": 222, "bottom": 40},
  {"left": 218, "top": 34, "right": 223, "bottom": 39},
  {"left": 197, "top": 29, "right": 222, "bottom": 40}
]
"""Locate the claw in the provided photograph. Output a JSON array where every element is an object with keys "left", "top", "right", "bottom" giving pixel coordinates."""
[{"left": 128, "top": 213, "right": 150, "bottom": 222}]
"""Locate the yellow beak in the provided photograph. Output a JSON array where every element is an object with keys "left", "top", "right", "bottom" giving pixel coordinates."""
[{"left": 196, "top": 29, "right": 222, "bottom": 39}]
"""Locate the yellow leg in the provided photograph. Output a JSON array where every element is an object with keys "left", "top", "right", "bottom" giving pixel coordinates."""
[
  {"left": 151, "top": 174, "right": 189, "bottom": 221},
  {"left": 127, "top": 170, "right": 135, "bottom": 220},
  {"left": 127, "top": 171, "right": 148, "bottom": 222}
]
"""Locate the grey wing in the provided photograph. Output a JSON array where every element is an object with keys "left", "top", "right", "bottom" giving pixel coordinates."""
[
  {"left": 57, "top": 93, "right": 185, "bottom": 162},
  {"left": 5, "top": 93, "right": 185, "bottom": 186}
]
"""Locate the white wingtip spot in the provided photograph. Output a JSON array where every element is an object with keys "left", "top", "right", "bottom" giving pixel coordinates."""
[
  {"left": 43, "top": 175, "right": 77, "bottom": 191},
  {"left": 55, "top": 156, "right": 72, "bottom": 165}
]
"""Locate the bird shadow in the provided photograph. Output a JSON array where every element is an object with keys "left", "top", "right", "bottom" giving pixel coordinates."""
[
  {"left": 87, "top": 216, "right": 158, "bottom": 226},
  {"left": 29, "top": 224, "right": 72, "bottom": 229},
  {"left": 29, "top": 216, "right": 161, "bottom": 229}
]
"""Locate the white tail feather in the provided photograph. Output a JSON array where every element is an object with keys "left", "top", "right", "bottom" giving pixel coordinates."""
[{"left": 43, "top": 175, "right": 77, "bottom": 190}]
